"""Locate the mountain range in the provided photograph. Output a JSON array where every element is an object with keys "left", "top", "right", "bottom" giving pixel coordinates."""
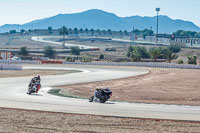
[{"left": 1, "top": 9, "right": 200, "bottom": 33}]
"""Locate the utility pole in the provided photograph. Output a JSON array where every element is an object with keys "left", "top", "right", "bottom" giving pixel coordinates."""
[{"left": 156, "top": 7, "right": 160, "bottom": 44}]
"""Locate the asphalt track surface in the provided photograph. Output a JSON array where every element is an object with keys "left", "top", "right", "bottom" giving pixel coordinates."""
[
  {"left": 1, "top": 64, "right": 200, "bottom": 121},
  {"left": 31, "top": 36, "right": 98, "bottom": 49}
]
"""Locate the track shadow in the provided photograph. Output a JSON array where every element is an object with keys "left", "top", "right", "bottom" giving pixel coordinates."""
[
  {"left": 92, "top": 101, "right": 115, "bottom": 104},
  {"left": 29, "top": 94, "right": 43, "bottom": 96},
  {"left": 104, "top": 102, "right": 115, "bottom": 104}
]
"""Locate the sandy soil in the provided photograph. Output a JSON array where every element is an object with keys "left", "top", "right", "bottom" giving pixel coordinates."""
[
  {"left": 55, "top": 67, "right": 200, "bottom": 106},
  {"left": 0, "top": 107, "right": 200, "bottom": 133},
  {"left": 0, "top": 69, "right": 75, "bottom": 78}
]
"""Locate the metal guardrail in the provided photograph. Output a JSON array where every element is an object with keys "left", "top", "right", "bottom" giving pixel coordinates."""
[{"left": 63, "top": 61, "right": 200, "bottom": 69}]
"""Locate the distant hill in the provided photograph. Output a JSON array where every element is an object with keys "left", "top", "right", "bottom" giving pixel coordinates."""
[{"left": 0, "top": 9, "right": 200, "bottom": 33}]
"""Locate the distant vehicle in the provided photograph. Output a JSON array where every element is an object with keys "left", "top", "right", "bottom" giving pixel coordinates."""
[
  {"left": 11, "top": 56, "right": 21, "bottom": 61},
  {"left": 105, "top": 48, "right": 116, "bottom": 52}
]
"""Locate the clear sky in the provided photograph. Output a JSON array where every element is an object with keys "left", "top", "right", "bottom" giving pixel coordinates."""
[{"left": 0, "top": 0, "right": 199, "bottom": 26}]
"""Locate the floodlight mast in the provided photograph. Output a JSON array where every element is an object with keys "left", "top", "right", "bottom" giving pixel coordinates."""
[
  {"left": 156, "top": 8, "right": 160, "bottom": 36},
  {"left": 156, "top": 8, "right": 160, "bottom": 45}
]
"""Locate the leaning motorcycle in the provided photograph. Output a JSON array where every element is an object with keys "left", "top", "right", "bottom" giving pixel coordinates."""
[
  {"left": 89, "top": 89, "right": 112, "bottom": 103},
  {"left": 27, "top": 83, "right": 41, "bottom": 95}
]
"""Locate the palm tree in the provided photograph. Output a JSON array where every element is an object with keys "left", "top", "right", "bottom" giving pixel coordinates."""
[
  {"left": 164, "top": 50, "right": 177, "bottom": 63},
  {"left": 48, "top": 27, "right": 52, "bottom": 34},
  {"left": 79, "top": 28, "right": 83, "bottom": 33},
  {"left": 108, "top": 29, "right": 112, "bottom": 35},
  {"left": 97, "top": 29, "right": 100, "bottom": 35},
  {"left": 119, "top": 30, "right": 123, "bottom": 38},
  {"left": 85, "top": 28, "right": 88, "bottom": 33},
  {"left": 73, "top": 28, "right": 79, "bottom": 34},
  {"left": 124, "top": 30, "right": 128, "bottom": 36},
  {"left": 59, "top": 26, "right": 68, "bottom": 48},
  {"left": 149, "top": 48, "right": 161, "bottom": 62},
  {"left": 90, "top": 28, "right": 94, "bottom": 36},
  {"left": 130, "top": 50, "right": 141, "bottom": 62}
]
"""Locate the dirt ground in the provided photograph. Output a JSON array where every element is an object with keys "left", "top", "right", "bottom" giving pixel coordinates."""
[
  {"left": 55, "top": 67, "right": 200, "bottom": 106},
  {"left": 0, "top": 69, "right": 76, "bottom": 78},
  {"left": 0, "top": 107, "right": 200, "bottom": 133}
]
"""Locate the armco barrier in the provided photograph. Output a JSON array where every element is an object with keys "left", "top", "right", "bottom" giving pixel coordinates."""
[
  {"left": 0, "top": 60, "right": 41, "bottom": 64},
  {"left": 63, "top": 61, "right": 200, "bottom": 69},
  {"left": 0, "top": 63, "right": 22, "bottom": 70}
]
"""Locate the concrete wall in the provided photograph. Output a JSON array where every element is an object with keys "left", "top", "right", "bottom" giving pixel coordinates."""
[
  {"left": 63, "top": 62, "right": 200, "bottom": 69},
  {"left": 0, "top": 63, "right": 22, "bottom": 70}
]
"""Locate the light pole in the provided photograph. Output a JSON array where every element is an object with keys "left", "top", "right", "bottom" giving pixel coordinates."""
[{"left": 156, "top": 7, "right": 160, "bottom": 44}]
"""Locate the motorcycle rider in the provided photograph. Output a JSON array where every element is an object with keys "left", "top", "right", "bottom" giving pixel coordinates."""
[
  {"left": 93, "top": 88, "right": 110, "bottom": 101},
  {"left": 29, "top": 75, "right": 41, "bottom": 92}
]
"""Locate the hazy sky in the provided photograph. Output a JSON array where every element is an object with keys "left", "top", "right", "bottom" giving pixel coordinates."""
[{"left": 0, "top": 0, "right": 199, "bottom": 26}]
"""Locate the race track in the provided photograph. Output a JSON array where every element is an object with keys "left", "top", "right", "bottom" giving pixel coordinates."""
[
  {"left": 0, "top": 64, "right": 200, "bottom": 121},
  {"left": 31, "top": 36, "right": 98, "bottom": 49}
]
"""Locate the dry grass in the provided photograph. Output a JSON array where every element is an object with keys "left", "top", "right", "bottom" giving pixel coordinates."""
[
  {"left": 56, "top": 67, "right": 200, "bottom": 106},
  {"left": 0, "top": 107, "right": 200, "bottom": 133}
]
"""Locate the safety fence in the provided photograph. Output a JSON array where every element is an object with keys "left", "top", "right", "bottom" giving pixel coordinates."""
[
  {"left": 63, "top": 61, "right": 200, "bottom": 69},
  {"left": 1, "top": 59, "right": 200, "bottom": 69},
  {"left": 0, "top": 60, "right": 41, "bottom": 64}
]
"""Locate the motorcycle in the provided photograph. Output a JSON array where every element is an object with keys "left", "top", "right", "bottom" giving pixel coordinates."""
[
  {"left": 27, "top": 82, "right": 41, "bottom": 95},
  {"left": 89, "top": 88, "right": 112, "bottom": 103}
]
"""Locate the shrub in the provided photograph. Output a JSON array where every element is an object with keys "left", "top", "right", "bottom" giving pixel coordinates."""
[
  {"left": 99, "top": 54, "right": 104, "bottom": 60},
  {"left": 188, "top": 55, "right": 197, "bottom": 65},
  {"left": 169, "top": 44, "right": 181, "bottom": 53},
  {"left": 127, "top": 46, "right": 150, "bottom": 59},
  {"left": 71, "top": 46, "right": 80, "bottom": 55},
  {"left": 149, "top": 48, "right": 161, "bottom": 62},
  {"left": 19, "top": 46, "right": 29, "bottom": 56},
  {"left": 44, "top": 46, "right": 56, "bottom": 58},
  {"left": 177, "top": 60, "right": 184, "bottom": 64}
]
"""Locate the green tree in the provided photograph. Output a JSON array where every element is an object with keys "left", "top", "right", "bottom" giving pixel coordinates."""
[
  {"left": 79, "top": 28, "right": 84, "bottom": 33},
  {"left": 124, "top": 30, "right": 128, "bottom": 35},
  {"left": 44, "top": 46, "right": 56, "bottom": 58},
  {"left": 141, "top": 28, "right": 154, "bottom": 39},
  {"left": 97, "top": 29, "right": 101, "bottom": 35},
  {"left": 173, "top": 30, "right": 199, "bottom": 37},
  {"left": 85, "top": 28, "right": 88, "bottom": 33},
  {"left": 119, "top": 30, "right": 123, "bottom": 37},
  {"left": 71, "top": 46, "right": 80, "bottom": 55},
  {"left": 90, "top": 29, "right": 94, "bottom": 36},
  {"left": 73, "top": 28, "right": 79, "bottom": 34},
  {"left": 108, "top": 29, "right": 112, "bottom": 35},
  {"left": 59, "top": 26, "right": 68, "bottom": 48},
  {"left": 48, "top": 27, "right": 53, "bottom": 34},
  {"left": 19, "top": 46, "right": 29, "bottom": 56},
  {"left": 20, "top": 29, "right": 26, "bottom": 34},
  {"left": 132, "top": 29, "right": 141, "bottom": 35},
  {"left": 149, "top": 48, "right": 161, "bottom": 62},
  {"left": 9, "top": 30, "right": 16, "bottom": 34}
]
